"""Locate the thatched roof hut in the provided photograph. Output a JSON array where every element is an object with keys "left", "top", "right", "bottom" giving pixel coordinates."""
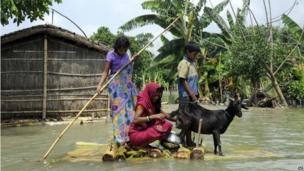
[{"left": 1, "top": 24, "right": 110, "bottom": 120}]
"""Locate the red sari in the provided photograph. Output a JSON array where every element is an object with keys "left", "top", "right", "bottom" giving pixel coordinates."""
[{"left": 128, "top": 83, "right": 172, "bottom": 147}]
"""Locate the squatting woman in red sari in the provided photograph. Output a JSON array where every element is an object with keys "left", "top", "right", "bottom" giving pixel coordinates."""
[{"left": 128, "top": 83, "right": 173, "bottom": 147}]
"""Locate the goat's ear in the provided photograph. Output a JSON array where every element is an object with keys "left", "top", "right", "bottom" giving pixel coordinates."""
[{"left": 229, "top": 98, "right": 235, "bottom": 102}]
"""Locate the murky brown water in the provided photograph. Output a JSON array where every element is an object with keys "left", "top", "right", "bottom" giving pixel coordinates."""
[{"left": 2, "top": 105, "right": 304, "bottom": 171}]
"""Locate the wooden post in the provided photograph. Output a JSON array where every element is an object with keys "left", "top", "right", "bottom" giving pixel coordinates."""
[
  {"left": 42, "top": 35, "right": 48, "bottom": 120},
  {"left": 197, "top": 119, "right": 203, "bottom": 148}
]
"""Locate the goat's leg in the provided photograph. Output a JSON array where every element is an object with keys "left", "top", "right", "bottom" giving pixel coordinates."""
[
  {"left": 212, "top": 133, "right": 218, "bottom": 154},
  {"left": 178, "top": 129, "right": 187, "bottom": 147},
  {"left": 178, "top": 115, "right": 195, "bottom": 147},
  {"left": 186, "top": 130, "right": 196, "bottom": 147},
  {"left": 213, "top": 132, "right": 224, "bottom": 156}
]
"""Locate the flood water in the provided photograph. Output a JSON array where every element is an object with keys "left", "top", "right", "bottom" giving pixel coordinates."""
[{"left": 1, "top": 105, "right": 304, "bottom": 171}]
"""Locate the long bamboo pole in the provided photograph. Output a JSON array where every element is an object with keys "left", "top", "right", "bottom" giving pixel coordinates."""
[{"left": 42, "top": 16, "right": 180, "bottom": 160}]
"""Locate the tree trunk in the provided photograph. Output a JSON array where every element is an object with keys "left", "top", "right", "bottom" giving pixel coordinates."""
[
  {"left": 219, "top": 77, "right": 223, "bottom": 103},
  {"left": 250, "top": 79, "right": 260, "bottom": 106},
  {"left": 267, "top": 68, "right": 288, "bottom": 107},
  {"left": 169, "top": 85, "right": 174, "bottom": 104},
  {"left": 204, "top": 79, "right": 210, "bottom": 98},
  {"left": 264, "top": 0, "right": 288, "bottom": 107}
]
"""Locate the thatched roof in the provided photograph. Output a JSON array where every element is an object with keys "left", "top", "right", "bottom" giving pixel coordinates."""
[{"left": 1, "top": 24, "right": 109, "bottom": 53}]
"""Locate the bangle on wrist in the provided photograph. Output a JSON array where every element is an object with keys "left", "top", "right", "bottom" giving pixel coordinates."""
[{"left": 146, "top": 116, "right": 150, "bottom": 122}]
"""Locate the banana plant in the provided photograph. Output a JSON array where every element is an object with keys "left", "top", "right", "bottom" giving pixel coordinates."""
[
  {"left": 282, "top": 14, "right": 304, "bottom": 56},
  {"left": 282, "top": 14, "right": 304, "bottom": 41},
  {"left": 120, "top": 0, "right": 230, "bottom": 85}
]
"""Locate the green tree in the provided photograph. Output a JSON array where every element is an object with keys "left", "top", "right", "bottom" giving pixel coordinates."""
[
  {"left": 90, "top": 26, "right": 115, "bottom": 46},
  {"left": 1, "top": 0, "right": 62, "bottom": 26},
  {"left": 199, "top": 0, "right": 250, "bottom": 101},
  {"left": 205, "top": 0, "right": 304, "bottom": 106},
  {"left": 226, "top": 26, "right": 269, "bottom": 103},
  {"left": 280, "top": 14, "right": 304, "bottom": 104},
  {"left": 129, "top": 33, "right": 155, "bottom": 89}
]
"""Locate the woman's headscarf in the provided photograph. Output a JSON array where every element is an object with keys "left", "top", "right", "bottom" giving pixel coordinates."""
[{"left": 136, "top": 83, "right": 163, "bottom": 114}]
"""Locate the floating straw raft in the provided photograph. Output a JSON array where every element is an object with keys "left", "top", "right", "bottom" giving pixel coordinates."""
[{"left": 64, "top": 141, "right": 280, "bottom": 162}]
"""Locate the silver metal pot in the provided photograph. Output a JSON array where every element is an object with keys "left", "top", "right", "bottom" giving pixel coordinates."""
[{"left": 165, "top": 132, "right": 181, "bottom": 144}]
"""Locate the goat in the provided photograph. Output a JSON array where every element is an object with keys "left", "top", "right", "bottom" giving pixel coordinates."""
[{"left": 170, "top": 99, "right": 248, "bottom": 156}]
